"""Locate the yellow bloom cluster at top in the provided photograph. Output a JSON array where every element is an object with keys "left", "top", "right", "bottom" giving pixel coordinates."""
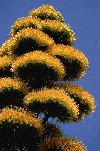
[
  {"left": 10, "top": 16, "right": 42, "bottom": 36},
  {"left": 11, "top": 16, "right": 75, "bottom": 45},
  {"left": 29, "top": 4, "right": 64, "bottom": 22}
]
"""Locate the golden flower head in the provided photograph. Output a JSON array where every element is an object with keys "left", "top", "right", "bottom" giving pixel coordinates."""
[
  {"left": 0, "top": 107, "right": 44, "bottom": 150},
  {"left": 58, "top": 83, "right": 95, "bottom": 116},
  {"left": 24, "top": 87, "right": 79, "bottom": 122},
  {"left": 0, "top": 38, "right": 16, "bottom": 57},
  {"left": 0, "top": 107, "right": 42, "bottom": 128},
  {"left": 11, "top": 51, "right": 66, "bottom": 82},
  {"left": 29, "top": 4, "right": 64, "bottom": 22},
  {"left": 10, "top": 16, "right": 42, "bottom": 36},
  {"left": 0, "top": 77, "right": 28, "bottom": 94},
  {"left": 0, "top": 28, "right": 55, "bottom": 57},
  {"left": 49, "top": 44, "right": 89, "bottom": 80},
  {"left": 41, "top": 20, "right": 75, "bottom": 45}
]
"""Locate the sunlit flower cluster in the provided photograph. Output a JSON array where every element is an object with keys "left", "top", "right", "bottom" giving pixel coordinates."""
[
  {"left": 24, "top": 87, "right": 79, "bottom": 122},
  {"left": 49, "top": 44, "right": 89, "bottom": 80},
  {"left": 0, "top": 56, "right": 14, "bottom": 68},
  {"left": 0, "top": 38, "right": 16, "bottom": 57},
  {"left": 41, "top": 19, "right": 75, "bottom": 45},
  {"left": 0, "top": 107, "right": 42, "bottom": 130},
  {"left": 11, "top": 16, "right": 75, "bottom": 45},
  {"left": 56, "top": 83, "right": 95, "bottom": 121},
  {"left": 0, "top": 77, "right": 28, "bottom": 94},
  {"left": 0, "top": 28, "right": 55, "bottom": 57},
  {"left": 0, "top": 107, "right": 44, "bottom": 150},
  {"left": 39, "top": 136, "right": 87, "bottom": 151},
  {"left": 11, "top": 51, "right": 65, "bottom": 81},
  {"left": 29, "top": 4, "right": 64, "bottom": 22},
  {"left": 10, "top": 16, "right": 42, "bottom": 36},
  {"left": 62, "top": 83, "right": 95, "bottom": 114}
]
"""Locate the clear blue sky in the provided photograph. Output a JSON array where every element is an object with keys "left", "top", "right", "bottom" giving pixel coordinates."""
[{"left": 0, "top": 0, "right": 100, "bottom": 150}]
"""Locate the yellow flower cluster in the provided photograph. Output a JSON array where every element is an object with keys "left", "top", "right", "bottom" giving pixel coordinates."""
[
  {"left": 10, "top": 16, "right": 42, "bottom": 36},
  {"left": 0, "top": 107, "right": 43, "bottom": 135},
  {"left": 0, "top": 38, "right": 16, "bottom": 57},
  {"left": 41, "top": 20, "right": 75, "bottom": 45},
  {"left": 39, "top": 136, "right": 87, "bottom": 151},
  {"left": 23, "top": 87, "right": 79, "bottom": 122},
  {"left": 29, "top": 4, "right": 64, "bottom": 22},
  {"left": 0, "top": 28, "right": 55, "bottom": 57},
  {"left": 10, "top": 16, "right": 75, "bottom": 45},
  {"left": 11, "top": 51, "right": 65, "bottom": 81},
  {"left": 14, "top": 28, "right": 54, "bottom": 49},
  {"left": 0, "top": 77, "right": 28, "bottom": 94},
  {"left": 49, "top": 44, "right": 89, "bottom": 80},
  {"left": 58, "top": 83, "right": 95, "bottom": 116}
]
